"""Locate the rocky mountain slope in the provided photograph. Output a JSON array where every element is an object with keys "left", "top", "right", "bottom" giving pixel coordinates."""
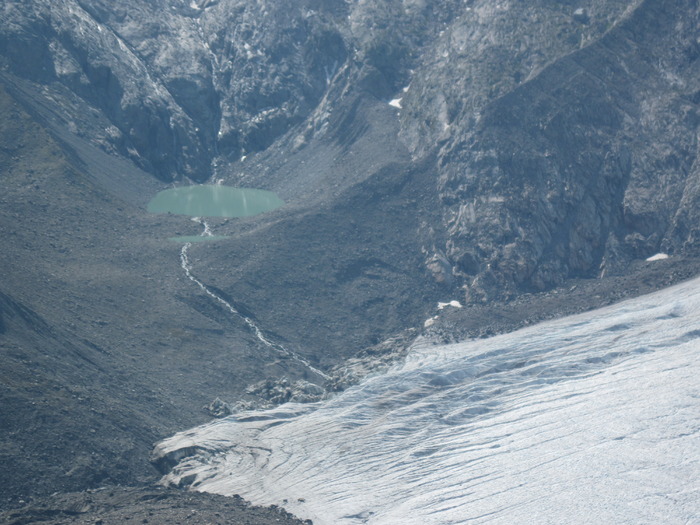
[
  {"left": 4, "top": 0, "right": 698, "bottom": 300},
  {"left": 1, "top": 0, "right": 699, "bottom": 521}
]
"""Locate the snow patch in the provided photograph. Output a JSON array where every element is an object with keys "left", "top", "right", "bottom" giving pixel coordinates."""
[
  {"left": 646, "top": 253, "right": 669, "bottom": 261},
  {"left": 437, "top": 300, "right": 462, "bottom": 310},
  {"left": 388, "top": 98, "right": 403, "bottom": 109}
]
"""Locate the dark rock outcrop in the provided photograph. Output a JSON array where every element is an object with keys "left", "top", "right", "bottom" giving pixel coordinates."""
[{"left": 400, "top": 0, "right": 700, "bottom": 301}]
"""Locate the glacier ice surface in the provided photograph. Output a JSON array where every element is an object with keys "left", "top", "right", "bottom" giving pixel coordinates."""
[{"left": 155, "top": 277, "right": 700, "bottom": 524}]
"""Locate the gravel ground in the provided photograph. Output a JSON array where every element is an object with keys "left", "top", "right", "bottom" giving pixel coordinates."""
[{"left": 0, "top": 486, "right": 309, "bottom": 525}]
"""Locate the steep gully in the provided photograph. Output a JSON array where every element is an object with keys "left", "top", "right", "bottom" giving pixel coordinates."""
[{"left": 180, "top": 218, "right": 331, "bottom": 381}]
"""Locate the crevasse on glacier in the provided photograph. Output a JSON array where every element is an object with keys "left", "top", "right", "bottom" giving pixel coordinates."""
[{"left": 154, "top": 277, "right": 700, "bottom": 524}]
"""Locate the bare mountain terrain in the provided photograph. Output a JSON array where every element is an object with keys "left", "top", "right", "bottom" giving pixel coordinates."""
[{"left": 1, "top": 0, "right": 699, "bottom": 523}]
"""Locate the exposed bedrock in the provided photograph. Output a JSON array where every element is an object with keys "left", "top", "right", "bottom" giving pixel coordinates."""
[{"left": 411, "top": 0, "right": 700, "bottom": 302}]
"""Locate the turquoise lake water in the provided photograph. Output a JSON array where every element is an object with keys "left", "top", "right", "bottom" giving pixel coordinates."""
[{"left": 147, "top": 186, "right": 284, "bottom": 218}]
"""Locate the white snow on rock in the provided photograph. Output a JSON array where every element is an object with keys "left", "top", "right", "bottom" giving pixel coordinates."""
[
  {"left": 155, "top": 277, "right": 700, "bottom": 525},
  {"left": 388, "top": 98, "right": 403, "bottom": 109},
  {"left": 646, "top": 252, "right": 669, "bottom": 261},
  {"left": 437, "top": 300, "right": 462, "bottom": 310}
]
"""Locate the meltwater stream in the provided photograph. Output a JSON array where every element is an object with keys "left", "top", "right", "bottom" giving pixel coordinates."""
[
  {"left": 179, "top": 219, "right": 330, "bottom": 381},
  {"left": 155, "top": 277, "right": 700, "bottom": 524}
]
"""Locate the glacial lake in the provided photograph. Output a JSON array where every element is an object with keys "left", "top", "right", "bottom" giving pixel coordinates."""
[{"left": 147, "top": 185, "right": 284, "bottom": 218}]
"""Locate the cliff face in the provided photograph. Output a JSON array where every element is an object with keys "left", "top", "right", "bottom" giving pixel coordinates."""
[
  {"left": 1, "top": 0, "right": 349, "bottom": 180},
  {"left": 0, "top": 0, "right": 444, "bottom": 181},
  {"left": 413, "top": 0, "right": 700, "bottom": 301}
]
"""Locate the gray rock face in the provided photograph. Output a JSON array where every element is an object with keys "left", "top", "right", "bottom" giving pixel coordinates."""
[
  {"left": 0, "top": 0, "right": 459, "bottom": 180},
  {"left": 0, "top": 0, "right": 349, "bottom": 180},
  {"left": 1, "top": 0, "right": 203, "bottom": 179},
  {"left": 400, "top": 0, "right": 700, "bottom": 301}
]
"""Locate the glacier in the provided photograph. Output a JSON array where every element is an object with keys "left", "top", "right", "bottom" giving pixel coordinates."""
[{"left": 154, "top": 277, "right": 700, "bottom": 524}]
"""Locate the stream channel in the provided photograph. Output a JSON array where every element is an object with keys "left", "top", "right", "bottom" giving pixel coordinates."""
[{"left": 147, "top": 185, "right": 330, "bottom": 381}]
